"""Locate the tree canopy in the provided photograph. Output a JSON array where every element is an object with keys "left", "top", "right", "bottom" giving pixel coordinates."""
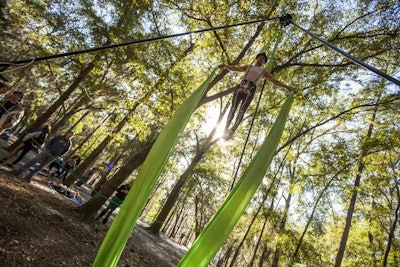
[{"left": 1, "top": 0, "right": 399, "bottom": 266}]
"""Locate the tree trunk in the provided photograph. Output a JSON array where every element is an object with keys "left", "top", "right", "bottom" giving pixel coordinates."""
[
  {"left": 249, "top": 219, "right": 267, "bottom": 267},
  {"left": 194, "top": 195, "right": 203, "bottom": 237},
  {"left": 148, "top": 153, "right": 202, "bottom": 235},
  {"left": 67, "top": 110, "right": 90, "bottom": 134},
  {"left": 271, "top": 191, "right": 292, "bottom": 267},
  {"left": 63, "top": 100, "right": 142, "bottom": 186},
  {"left": 258, "top": 244, "right": 271, "bottom": 267},
  {"left": 79, "top": 142, "right": 154, "bottom": 219},
  {"left": 68, "top": 128, "right": 99, "bottom": 159},
  {"left": 8, "top": 62, "right": 95, "bottom": 151},
  {"left": 161, "top": 204, "right": 177, "bottom": 235},
  {"left": 77, "top": 132, "right": 103, "bottom": 159},
  {"left": 63, "top": 109, "right": 100, "bottom": 157},
  {"left": 216, "top": 245, "right": 234, "bottom": 267},
  {"left": 334, "top": 104, "right": 378, "bottom": 267},
  {"left": 182, "top": 225, "right": 194, "bottom": 247},
  {"left": 50, "top": 97, "right": 88, "bottom": 136},
  {"left": 228, "top": 195, "right": 269, "bottom": 267},
  {"left": 164, "top": 197, "right": 186, "bottom": 237},
  {"left": 368, "top": 197, "right": 378, "bottom": 267},
  {"left": 227, "top": 166, "right": 281, "bottom": 266},
  {"left": 291, "top": 163, "right": 355, "bottom": 264},
  {"left": 170, "top": 207, "right": 187, "bottom": 239},
  {"left": 382, "top": 185, "right": 400, "bottom": 267},
  {"left": 147, "top": 107, "right": 223, "bottom": 235},
  {"left": 64, "top": 134, "right": 113, "bottom": 186}
]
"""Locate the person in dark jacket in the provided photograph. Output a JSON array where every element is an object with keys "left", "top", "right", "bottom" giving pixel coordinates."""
[
  {"left": 16, "top": 131, "right": 74, "bottom": 182},
  {"left": 0, "top": 124, "right": 51, "bottom": 167},
  {"left": 95, "top": 181, "right": 133, "bottom": 224}
]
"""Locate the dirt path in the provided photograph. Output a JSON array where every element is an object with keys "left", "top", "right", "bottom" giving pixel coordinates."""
[{"left": 0, "top": 166, "right": 186, "bottom": 267}]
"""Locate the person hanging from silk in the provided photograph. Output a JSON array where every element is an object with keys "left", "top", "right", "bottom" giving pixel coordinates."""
[{"left": 218, "top": 53, "right": 292, "bottom": 139}]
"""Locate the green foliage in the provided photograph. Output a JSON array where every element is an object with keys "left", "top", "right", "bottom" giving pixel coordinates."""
[{"left": 1, "top": 0, "right": 399, "bottom": 266}]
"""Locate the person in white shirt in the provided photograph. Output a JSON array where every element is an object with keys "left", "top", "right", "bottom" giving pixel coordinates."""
[
  {"left": 0, "top": 90, "right": 24, "bottom": 135},
  {"left": 219, "top": 53, "right": 292, "bottom": 139},
  {"left": 0, "top": 124, "right": 51, "bottom": 167}
]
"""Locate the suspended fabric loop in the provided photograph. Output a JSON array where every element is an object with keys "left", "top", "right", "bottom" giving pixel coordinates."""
[
  {"left": 231, "top": 29, "right": 284, "bottom": 189},
  {"left": 92, "top": 68, "right": 218, "bottom": 267},
  {"left": 178, "top": 91, "right": 294, "bottom": 267}
]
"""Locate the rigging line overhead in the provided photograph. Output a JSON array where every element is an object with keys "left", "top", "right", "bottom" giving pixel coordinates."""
[
  {"left": 288, "top": 18, "right": 400, "bottom": 87},
  {"left": 3, "top": 16, "right": 285, "bottom": 66}
]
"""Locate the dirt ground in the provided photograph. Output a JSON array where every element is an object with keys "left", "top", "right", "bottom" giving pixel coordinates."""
[{"left": 0, "top": 166, "right": 186, "bottom": 267}]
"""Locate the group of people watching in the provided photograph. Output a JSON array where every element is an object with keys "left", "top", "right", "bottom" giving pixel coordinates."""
[
  {"left": 0, "top": 76, "right": 77, "bottom": 182},
  {"left": 0, "top": 76, "right": 132, "bottom": 225}
]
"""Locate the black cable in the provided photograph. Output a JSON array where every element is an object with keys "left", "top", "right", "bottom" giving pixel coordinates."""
[{"left": 2, "top": 16, "right": 282, "bottom": 66}]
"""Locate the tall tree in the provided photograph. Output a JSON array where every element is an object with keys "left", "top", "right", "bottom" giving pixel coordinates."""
[
  {"left": 63, "top": 96, "right": 147, "bottom": 186},
  {"left": 334, "top": 86, "right": 382, "bottom": 267},
  {"left": 80, "top": 140, "right": 155, "bottom": 219}
]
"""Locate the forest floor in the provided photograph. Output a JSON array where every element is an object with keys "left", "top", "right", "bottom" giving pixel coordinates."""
[{"left": 0, "top": 164, "right": 187, "bottom": 267}]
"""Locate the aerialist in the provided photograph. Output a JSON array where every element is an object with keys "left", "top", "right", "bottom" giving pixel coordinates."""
[{"left": 219, "top": 52, "right": 292, "bottom": 139}]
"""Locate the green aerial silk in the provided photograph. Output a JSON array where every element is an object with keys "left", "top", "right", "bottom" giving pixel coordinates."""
[
  {"left": 93, "top": 68, "right": 217, "bottom": 267},
  {"left": 178, "top": 91, "right": 294, "bottom": 267}
]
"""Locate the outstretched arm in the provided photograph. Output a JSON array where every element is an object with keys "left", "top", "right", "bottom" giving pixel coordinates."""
[
  {"left": 218, "top": 64, "right": 248, "bottom": 72},
  {"left": 263, "top": 71, "right": 292, "bottom": 92}
]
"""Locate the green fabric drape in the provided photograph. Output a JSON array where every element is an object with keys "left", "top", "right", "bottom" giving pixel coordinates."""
[
  {"left": 178, "top": 91, "right": 294, "bottom": 267},
  {"left": 93, "top": 68, "right": 217, "bottom": 267}
]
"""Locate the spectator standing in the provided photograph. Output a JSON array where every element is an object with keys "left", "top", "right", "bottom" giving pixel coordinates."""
[
  {"left": 0, "top": 124, "right": 51, "bottom": 167},
  {"left": 95, "top": 181, "right": 133, "bottom": 224},
  {"left": 16, "top": 131, "right": 74, "bottom": 182},
  {"left": 0, "top": 90, "right": 24, "bottom": 135},
  {"left": 75, "top": 168, "right": 96, "bottom": 187},
  {"left": 48, "top": 158, "right": 64, "bottom": 176},
  {"left": 90, "top": 176, "right": 107, "bottom": 196},
  {"left": 52, "top": 155, "right": 81, "bottom": 181}
]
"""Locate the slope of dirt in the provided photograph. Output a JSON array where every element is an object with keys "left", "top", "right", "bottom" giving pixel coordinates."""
[{"left": 0, "top": 167, "right": 186, "bottom": 267}]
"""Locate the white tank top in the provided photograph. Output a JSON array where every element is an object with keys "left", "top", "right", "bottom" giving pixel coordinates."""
[{"left": 243, "top": 66, "right": 265, "bottom": 86}]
